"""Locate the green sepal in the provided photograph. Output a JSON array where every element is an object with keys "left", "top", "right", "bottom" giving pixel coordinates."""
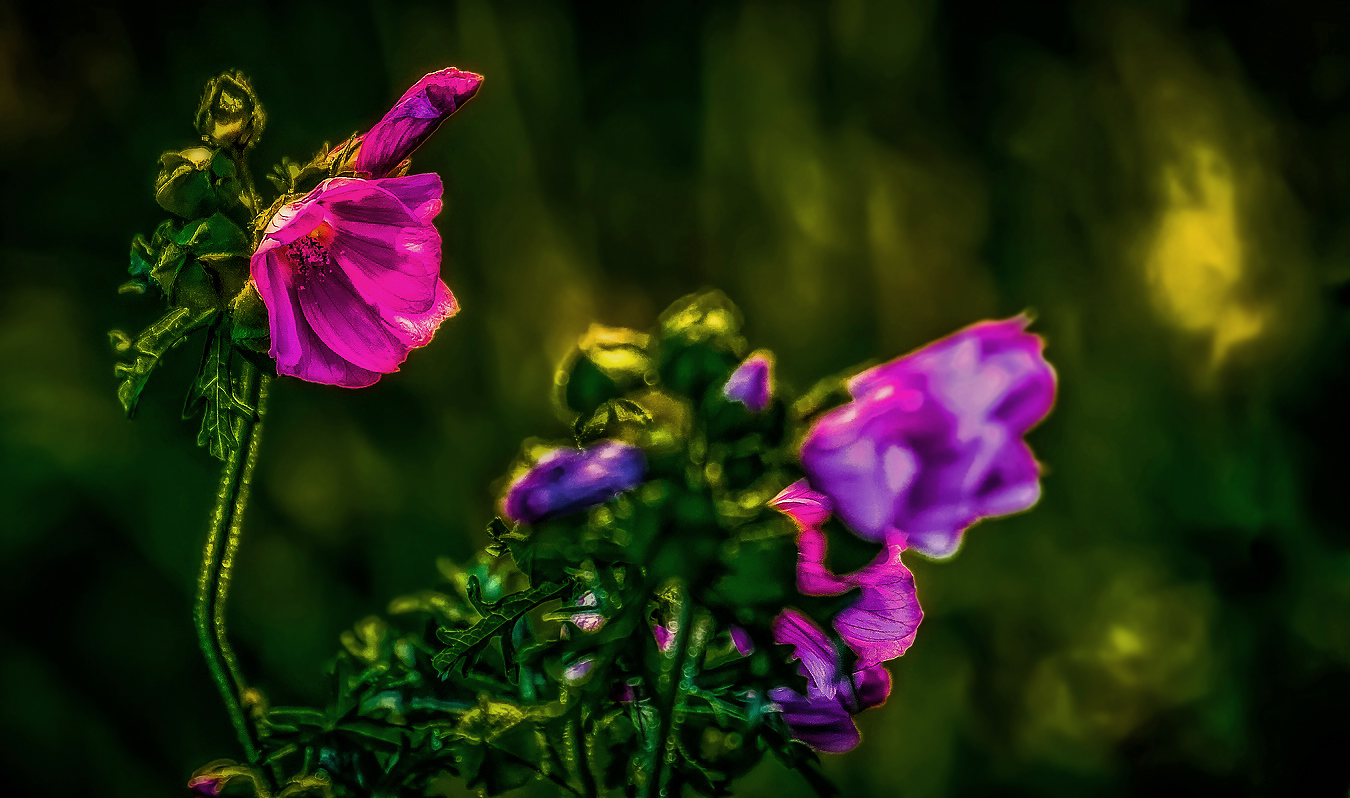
[
  {"left": 554, "top": 325, "right": 654, "bottom": 420},
  {"left": 574, "top": 397, "right": 653, "bottom": 446},
  {"left": 154, "top": 147, "right": 244, "bottom": 220},
  {"left": 657, "top": 291, "right": 747, "bottom": 399},
  {"left": 182, "top": 320, "right": 259, "bottom": 461},
  {"left": 111, "top": 306, "right": 217, "bottom": 418}
]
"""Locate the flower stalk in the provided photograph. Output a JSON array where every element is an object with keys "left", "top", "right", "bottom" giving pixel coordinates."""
[{"left": 193, "top": 359, "right": 268, "bottom": 764}]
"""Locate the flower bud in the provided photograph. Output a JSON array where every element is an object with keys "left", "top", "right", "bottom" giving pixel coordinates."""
[
  {"left": 722, "top": 350, "right": 773, "bottom": 412},
  {"left": 501, "top": 440, "right": 646, "bottom": 524},
  {"left": 196, "top": 71, "right": 265, "bottom": 150}
]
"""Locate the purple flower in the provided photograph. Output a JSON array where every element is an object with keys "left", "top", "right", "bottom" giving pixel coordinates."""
[
  {"left": 770, "top": 481, "right": 922, "bottom": 669},
  {"left": 353, "top": 68, "right": 483, "bottom": 179},
  {"left": 251, "top": 175, "right": 457, "bottom": 387},
  {"left": 770, "top": 610, "right": 890, "bottom": 753},
  {"left": 723, "top": 350, "right": 773, "bottom": 412},
  {"left": 800, "top": 316, "right": 1056, "bottom": 558},
  {"left": 502, "top": 441, "right": 646, "bottom": 523}
]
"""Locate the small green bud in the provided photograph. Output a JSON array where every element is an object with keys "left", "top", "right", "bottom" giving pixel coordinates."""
[{"left": 195, "top": 71, "right": 265, "bottom": 150}]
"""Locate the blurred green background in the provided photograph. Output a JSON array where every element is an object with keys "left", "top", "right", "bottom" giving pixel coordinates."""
[{"left": 2, "top": 0, "right": 1349, "bottom": 795}]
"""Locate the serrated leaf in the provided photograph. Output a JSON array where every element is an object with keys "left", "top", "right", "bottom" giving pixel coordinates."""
[
  {"left": 113, "top": 306, "right": 217, "bottom": 418},
  {"left": 183, "top": 320, "right": 258, "bottom": 461},
  {"left": 433, "top": 582, "right": 567, "bottom": 675}
]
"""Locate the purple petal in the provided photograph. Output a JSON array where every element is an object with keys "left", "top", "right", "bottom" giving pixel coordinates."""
[
  {"left": 652, "top": 623, "right": 673, "bottom": 652},
  {"left": 768, "top": 479, "right": 833, "bottom": 529},
  {"left": 769, "top": 685, "right": 861, "bottom": 753},
  {"left": 832, "top": 542, "right": 922, "bottom": 668},
  {"left": 723, "top": 350, "right": 773, "bottom": 412},
  {"left": 848, "top": 664, "right": 891, "bottom": 711},
  {"left": 801, "top": 316, "right": 1056, "bottom": 555},
  {"left": 772, "top": 610, "right": 840, "bottom": 700},
  {"left": 793, "top": 526, "right": 853, "bottom": 595},
  {"left": 354, "top": 68, "right": 483, "bottom": 178},
  {"left": 572, "top": 592, "right": 605, "bottom": 633}
]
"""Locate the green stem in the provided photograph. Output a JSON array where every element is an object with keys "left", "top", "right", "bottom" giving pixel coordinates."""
[
  {"left": 194, "top": 364, "right": 269, "bottom": 763},
  {"left": 640, "top": 581, "right": 700, "bottom": 798}
]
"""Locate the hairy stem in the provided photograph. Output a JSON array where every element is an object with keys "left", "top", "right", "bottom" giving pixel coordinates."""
[{"left": 195, "top": 363, "right": 269, "bottom": 763}]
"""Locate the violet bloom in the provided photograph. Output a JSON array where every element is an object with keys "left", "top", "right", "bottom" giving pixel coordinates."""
[
  {"left": 353, "top": 68, "right": 483, "bottom": 179},
  {"left": 251, "top": 175, "right": 457, "bottom": 387},
  {"left": 770, "top": 610, "right": 890, "bottom": 753},
  {"left": 723, "top": 350, "right": 773, "bottom": 412},
  {"left": 770, "top": 481, "right": 922, "bottom": 669},
  {"left": 800, "top": 316, "right": 1056, "bottom": 558},
  {"left": 502, "top": 441, "right": 646, "bottom": 524}
]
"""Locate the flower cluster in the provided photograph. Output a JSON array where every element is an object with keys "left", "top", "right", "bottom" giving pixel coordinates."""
[{"left": 498, "top": 299, "right": 1056, "bottom": 755}]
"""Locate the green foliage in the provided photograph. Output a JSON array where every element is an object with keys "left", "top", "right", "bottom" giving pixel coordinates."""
[
  {"left": 204, "top": 292, "right": 870, "bottom": 797},
  {"left": 115, "top": 76, "right": 273, "bottom": 462}
]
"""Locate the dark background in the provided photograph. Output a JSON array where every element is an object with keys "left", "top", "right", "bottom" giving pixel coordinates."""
[{"left": 2, "top": 0, "right": 1349, "bottom": 795}]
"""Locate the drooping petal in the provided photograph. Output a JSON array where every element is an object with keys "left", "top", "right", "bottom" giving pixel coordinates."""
[
  {"left": 772, "top": 610, "right": 840, "bottom": 700},
  {"left": 768, "top": 479, "right": 833, "bottom": 529},
  {"left": 297, "top": 258, "right": 410, "bottom": 374},
  {"left": 354, "top": 68, "right": 484, "bottom": 178},
  {"left": 768, "top": 685, "right": 861, "bottom": 753},
  {"left": 832, "top": 542, "right": 922, "bottom": 668}
]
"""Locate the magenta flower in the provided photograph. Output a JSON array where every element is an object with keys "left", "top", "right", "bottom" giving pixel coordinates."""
[
  {"left": 723, "top": 350, "right": 773, "bottom": 412},
  {"left": 251, "top": 175, "right": 457, "bottom": 387},
  {"left": 501, "top": 441, "right": 646, "bottom": 524},
  {"left": 800, "top": 316, "right": 1056, "bottom": 558},
  {"left": 770, "top": 610, "right": 890, "bottom": 753},
  {"left": 353, "top": 68, "right": 483, "bottom": 178},
  {"left": 770, "top": 480, "right": 922, "bottom": 669}
]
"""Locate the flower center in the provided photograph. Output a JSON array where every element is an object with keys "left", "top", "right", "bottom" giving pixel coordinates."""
[{"left": 285, "top": 225, "right": 335, "bottom": 282}]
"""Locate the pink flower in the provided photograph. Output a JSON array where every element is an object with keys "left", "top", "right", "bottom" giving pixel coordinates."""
[
  {"left": 251, "top": 174, "right": 457, "bottom": 387},
  {"left": 353, "top": 68, "right": 483, "bottom": 178}
]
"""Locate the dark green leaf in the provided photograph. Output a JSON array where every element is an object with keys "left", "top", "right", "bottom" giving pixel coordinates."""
[{"left": 112, "top": 306, "right": 216, "bottom": 418}]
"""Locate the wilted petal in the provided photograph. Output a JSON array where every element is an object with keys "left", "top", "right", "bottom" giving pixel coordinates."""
[
  {"left": 768, "top": 479, "right": 833, "bottom": 529},
  {"left": 772, "top": 610, "right": 840, "bottom": 700},
  {"left": 768, "top": 685, "right": 861, "bottom": 753},
  {"left": 832, "top": 542, "right": 922, "bottom": 668},
  {"left": 354, "top": 68, "right": 484, "bottom": 178},
  {"left": 501, "top": 441, "right": 646, "bottom": 523}
]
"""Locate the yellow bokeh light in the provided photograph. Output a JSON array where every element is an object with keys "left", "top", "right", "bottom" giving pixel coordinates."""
[{"left": 1146, "top": 143, "right": 1265, "bottom": 367}]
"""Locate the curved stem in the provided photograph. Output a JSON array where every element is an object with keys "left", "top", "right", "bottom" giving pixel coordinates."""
[{"left": 195, "top": 364, "right": 269, "bottom": 763}]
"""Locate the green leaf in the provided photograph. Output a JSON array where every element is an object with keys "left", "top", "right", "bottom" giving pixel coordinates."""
[
  {"left": 433, "top": 582, "right": 567, "bottom": 675},
  {"left": 112, "top": 306, "right": 217, "bottom": 418},
  {"left": 182, "top": 320, "right": 258, "bottom": 461}
]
